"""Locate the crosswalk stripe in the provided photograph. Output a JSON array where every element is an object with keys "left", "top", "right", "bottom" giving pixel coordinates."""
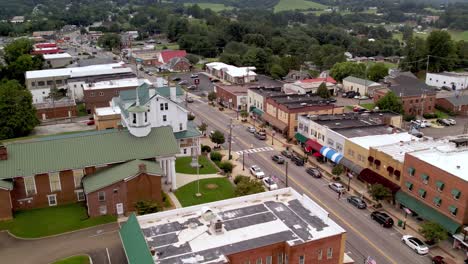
[{"left": 235, "top": 147, "right": 275, "bottom": 155}]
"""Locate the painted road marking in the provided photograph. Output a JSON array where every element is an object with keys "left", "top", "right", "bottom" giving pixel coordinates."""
[
  {"left": 106, "top": 248, "right": 112, "bottom": 264},
  {"left": 235, "top": 147, "right": 274, "bottom": 155}
]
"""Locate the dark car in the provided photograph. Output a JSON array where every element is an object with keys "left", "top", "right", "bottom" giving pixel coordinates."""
[
  {"left": 291, "top": 155, "right": 305, "bottom": 166},
  {"left": 306, "top": 167, "right": 322, "bottom": 178},
  {"left": 437, "top": 119, "right": 451, "bottom": 126},
  {"left": 370, "top": 211, "right": 394, "bottom": 227},
  {"left": 346, "top": 91, "right": 357, "bottom": 98},
  {"left": 271, "top": 155, "right": 285, "bottom": 164},
  {"left": 254, "top": 131, "right": 267, "bottom": 140},
  {"left": 186, "top": 97, "right": 194, "bottom": 103},
  {"left": 171, "top": 77, "right": 181, "bottom": 81},
  {"left": 328, "top": 98, "right": 337, "bottom": 103},
  {"left": 347, "top": 196, "right": 367, "bottom": 209},
  {"left": 281, "top": 150, "right": 293, "bottom": 158}
]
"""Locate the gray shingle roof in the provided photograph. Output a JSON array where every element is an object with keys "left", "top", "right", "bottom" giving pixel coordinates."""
[
  {"left": 343, "top": 76, "right": 380, "bottom": 86},
  {"left": 387, "top": 74, "right": 436, "bottom": 97},
  {"left": 444, "top": 94, "right": 468, "bottom": 106}
]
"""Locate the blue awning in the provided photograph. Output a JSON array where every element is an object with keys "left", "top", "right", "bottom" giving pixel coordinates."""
[{"left": 320, "top": 146, "right": 343, "bottom": 163}]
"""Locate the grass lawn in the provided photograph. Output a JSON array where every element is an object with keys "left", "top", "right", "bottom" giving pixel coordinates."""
[
  {"left": 52, "top": 255, "right": 90, "bottom": 264},
  {"left": 435, "top": 109, "right": 449, "bottom": 119},
  {"left": 0, "top": 203, "right": 116, "bottom": 238},
  {"left": 175, "top": 177, "right": 235, "bottom": 207},
  {"left": 448, "top": 30, "right": 468, "bottom": 42},
  {"left": 175, "top": 156, "right": 218, "bottom": 174},
  {"left": 274, "top": 0, "right": 327, "bottom": 13},
  {"left": 183, "top": 3, "right": 233, "bottom": 12},
  {"left": 360, "top": 103, "right": 375, "bottom": 110}
]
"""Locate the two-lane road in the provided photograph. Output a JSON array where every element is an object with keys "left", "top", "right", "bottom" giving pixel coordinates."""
[{"left": 188, "top": 99, "right": 431, "bottom": 264}]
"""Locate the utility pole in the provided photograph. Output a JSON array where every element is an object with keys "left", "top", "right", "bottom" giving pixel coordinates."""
[
  {"left": 426, "top": 55, "right": 430, "bottom": 74},
  {"left": 242, "top": 151, "right": 245, "bottom": 171},
  {"left": 285, "top": 161, "right": 289, "bottom": 187},
  {"left": 228, "top": 118, "right": 233, "bottom": 160}
]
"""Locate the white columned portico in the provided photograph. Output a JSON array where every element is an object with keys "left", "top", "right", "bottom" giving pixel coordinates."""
[
  {"left": 169, "top": 157, "right": 177, "bottom": 191},
  {"left": 165, "top": 159, "right": 170, "bottom": 182}
]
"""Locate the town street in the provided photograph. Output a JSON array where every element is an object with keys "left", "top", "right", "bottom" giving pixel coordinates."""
[{"left": 188, "top": 98, "right": 432, "bottom": 264}]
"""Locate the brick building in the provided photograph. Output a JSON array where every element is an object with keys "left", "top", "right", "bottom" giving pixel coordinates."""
[
  {"left": 214, "top": 84, "right": 248, "bottom": 111},
  {"left": 35, "top": 99, "right": 77, "bottom": 120},
  {"left": 119, "top": 188, "right": 349, "bottom": 264},
  {"left": 0, "top": 126, "right": 180, "bottom": 220},
  {"left": 436, "top": 94, "right": 468, "bottom": 116},
  {"left": 397, "top": 137, "right": 468, "bottom": 234}
]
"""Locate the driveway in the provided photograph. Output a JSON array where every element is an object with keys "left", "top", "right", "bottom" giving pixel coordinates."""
[{"left": 0, "top": 223, "right": 126, "bottom": 264}]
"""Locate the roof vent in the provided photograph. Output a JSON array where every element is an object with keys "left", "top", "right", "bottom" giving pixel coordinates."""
[
  {"left": 335, "top": 123, "right": 340, "bottom": 126},
  {"left": 456, "top": 165, "right": 460, "bottom": 169}
]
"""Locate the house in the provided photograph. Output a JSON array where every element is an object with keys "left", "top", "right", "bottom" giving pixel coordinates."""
[
  {"left": 264, "top": 94, "right": 343, "bottom": 138},
  {"left": 161, "top": 56, "right": 191, "bottom": 72},
  {"left": 436, "top": 94, "right": 468, "bottom": 116},
  {"left": 374, "top": 72, "right": 437, "bottom": 116},
  {"left": 158, "top": 50, "right": 187, "bottom": 64},
  {"left": 206, "top": 62, "right": 257, "bottom": 84},
  {"left": 397, "top": 137, "right": 468, "bottom": 235},
  {"left": 342, "top": 76, "right": 382, "bottom": 96},
  {"left": 247, "top": 86, "right": 283, "bottom": 116},
  {"left": 10, "top": 16, "right": 25, "bottom": 23},
  {"left": 426, "top": 72, "right": 468, "bottom": 91},
  {"left": 43, "top": 53, "right": 73, "bottom": 69},
  {"left": 120, "top": 188, "right": 349, "bottom": 264},
  {"left": 214, "top": 84, "right": 248, "bottom": 111},
  {"left": 283, "top": 70, "right": 312, "bottom": 83},
  {"left": 283, "top": 77, "right": 337, "bottom": 95},
  {"left": 0, "top": 126, "right": 181, "bottom": 220},
  {"left": 130, "top": 49, "right": 161, "bottom": 66}
]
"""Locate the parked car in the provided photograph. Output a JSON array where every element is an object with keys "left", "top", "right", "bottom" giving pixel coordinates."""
[
  {"left": 431, "top": 256, "right": 446, "bottom": 264},
  {"left": 171, "top": 77, "right": 181, "bottom": 81},
  {"left": 186, "top": 97, "right": 194, "bottom": 103},
  {"left": 254, "top": 131, "right": 267, "bottom": 140},
  {"left": 347, "top": 196, "right": 367, "bottom": 209},
  {"left": 401, "top": 235, "right": 429, "bottom": 255},
  {"left": 262, "top": 177, "right": 278, "bottom": 190},
  {"left": 178, "top": 80, "right": 188, "bottom": 85},
  {"left": 187, "top": 85, "right": 196, "bottom": 90},
  {"left": 447, "top": 118, "right": 456, "bottom": 125},
  {"left": 306, "top": 167, "right": 322, "bottom": 178},
  {"left": 328, "top": 182, "right": 345, "bottom": 193},
  {"left": 291, "top": 155, "right": 304, "bottom": 166},
  {"left": 281, "top": 150, "right": 293, "bottom": 158},
  {"left": 211, "top": 79, "right": 220, "bottom": 83},
  {"left": 250, "top": 165, "right": 265, "bottom": 178},
  {"left": 247, "top": 126, "right": 256, "bottom": 133},
  {"left": 271, "top": 155, "right": 285, "bottom": 164},
  {"left": 437, "top": 119, "right": 451, "bottom": 126},
  {"left": 190, "top": 74, "right": 199, "bottom": 78},
  {"left": 354, "top": 95, "right": 369, "bottom": 100},
  {"left": 86, "top": 120, "right": 95, "bottom": 126},
  {"left": 328, "top": 98, "right": 337, "bottom": 103},
  {"left": 441, "top": 86, "right": 451, "bottom": 91},
  {"left": 370, "top": 211, "right": 394, "bottom": 227}
]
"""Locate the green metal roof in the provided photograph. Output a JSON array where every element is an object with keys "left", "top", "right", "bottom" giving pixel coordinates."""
[
  {"left": 119, "top": 213, "right": 154, "bottom": 264},
  {"left": 343, "top": 76, "right": 379, "bottom": 86},
  {"left": 448, "top": 205, "right": 457, "bottom": 214},
  {"left": 127, "top": 105, "right": 148, "bottom": 113},
  {"left": 0, "top": 179, "right": 13, "bottom": 190},
  {"left": 396, "top": 191, "right": 461, "bottom": 234},
  {"left": 155, "top": 86, "right": 184, "bottom": 98},
  {"left": 174, "top": 121, "right": 201, "bottom": 140},
  {"left": 295, "top": 133, "right": 308, "bottom": 144},
  {"left": 83, "top": 159, "right": 162, "bottom": 194},
  {"left": 0, "top": 127, "right": 180, "bottom": 179}
]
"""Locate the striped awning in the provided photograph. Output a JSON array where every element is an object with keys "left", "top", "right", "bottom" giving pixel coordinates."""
[{"left": 319, "top": 146, "right": 343, "bottom": 163}]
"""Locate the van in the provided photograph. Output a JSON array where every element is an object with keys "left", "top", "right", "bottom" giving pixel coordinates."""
[{"left": 370, "top": 211, "right": 394, "bottom": 227}]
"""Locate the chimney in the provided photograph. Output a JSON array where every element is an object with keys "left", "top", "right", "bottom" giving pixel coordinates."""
[
  {"left": 138, "top": 163, "right": 147, "bottom": 173},
  {"left": 170, "top": 86, "right": 177, "bottom": 101},
  {"left": 0, "top": 145, "right": 7, "bottom": 160}
]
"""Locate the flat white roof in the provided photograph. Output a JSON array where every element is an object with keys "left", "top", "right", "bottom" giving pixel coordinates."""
[
  {"left": 349, "top": 132, "right": 416, "bottom": 150},
  {"left": 410, "top": 143, "right": 468, "bottom": 181},
  {"left": 70, "top": 67, "right": 133, "bottom": 78},
  {"left": 43, "top": 53, "right": 73, "bottom": 60},
  {"left": 84, "top": 78, "right": 150, "bottom": 90},
  {"left": 374, "top": 139, "right": 445, "bottom": 162},
  {"left": 95, "top": 106, "right": 121, "bottom": 116},
  {"left": 206, "top": 62, "right": 256, "bottom": 77},
  {"left": 138, "top": 188, "right": 345, "bottom": 263},
  {"left": 26, "top": 62, "right": 127, "bottom": 79}
]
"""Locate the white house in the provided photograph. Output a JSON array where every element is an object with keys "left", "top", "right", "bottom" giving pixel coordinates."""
[
  {"left": 206, "top": 62, "right": 256, "bottom": 84},
  {"left": 426, "top": 72, "right": 468, "bottom": 90},
  {"left": 342, "top": 76, "right": 382, "bottom": 96},
  {"left": 283, "top": 77, "right": 337, "bottom": 95}
]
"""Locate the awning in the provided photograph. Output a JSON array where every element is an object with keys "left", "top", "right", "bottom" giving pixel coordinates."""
[
  {"left": 451, "top": 189, "right": 461, "bottom": 199},
  {"left": 358, "top": 169, "right": 400, "bottom": 194},
  {"left": 312, "top": 152, "right": 322, "bottom": 157},
  {"left": 305, "top": 139, "right": 322, "bottom": 152},
  {"left": 320, "top": 146, "right": 343, "bottom": 163},
  {"left": 338, "top": 156, "right": 364, "bottom": 175},
  {"left": 436, "top": 181, "right": 444, "bottom": 190},
  {"left": 295, "top": 133, "right": 308, "bottom": 144},
  {"left": 421, "top": 174, "right": 429, "bottom": 181},
  {"left": 395, "top": 191, "right": 461, "bottom": 234},
  {"left": 251, "top": 107, "right": 264, "bottom": 116},
  {"left": 262, "top": 113, "right": 288, "bottom": 131}
]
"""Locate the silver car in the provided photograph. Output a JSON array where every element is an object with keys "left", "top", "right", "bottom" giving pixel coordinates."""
[{"left": 328, "top": 182, "right": 346, "bottom": 193}]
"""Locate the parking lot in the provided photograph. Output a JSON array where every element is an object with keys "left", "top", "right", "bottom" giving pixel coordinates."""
[
  {"left": 417, "top": 116, "right": 468, "bottom": 138},
  {"left": 171, "top": 71, "right": 214, "bottom": 96}
]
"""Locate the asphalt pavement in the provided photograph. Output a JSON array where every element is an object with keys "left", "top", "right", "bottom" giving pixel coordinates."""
[{"left": 188, "top": 98, "right": 432, "bottom": 264}]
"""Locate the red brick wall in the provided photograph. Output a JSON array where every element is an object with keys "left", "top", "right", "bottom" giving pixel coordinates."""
[
  {"left": 373, "top": 90, "right": 436, "bottom": 115},
  {"left": 172, "top": 61, "right": 191, "bottom": 72},
  {"left": 0, "top": 189, "right": 12, "bottom": 220},
  {"left": 216, "top": 87, "right": 239, "bottom": 109},
  {"left": 36, "top": 105, "right": 77, "bottom": 120},
  {"left": 83, "top": 86, "right": 138, "bottom": 113},
  {"left": 436, "top": 98, "right": 468, "bottom": 116},
  {"left": 87, "top": 173, "right": 162, "bottom": 217},
  {"left": 403, "top": 154, "right": 467, "bottom": 225}
]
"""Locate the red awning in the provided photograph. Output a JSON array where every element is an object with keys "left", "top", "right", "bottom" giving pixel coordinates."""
[
  {"left": 305, "top": 139, "right": 322, "bottom": 152},
  {"left": 358, "top": 169, "right": 400, "bottom": 194},
  {"left": 312, "top": 152, "right": 322, "bottom": 157}
]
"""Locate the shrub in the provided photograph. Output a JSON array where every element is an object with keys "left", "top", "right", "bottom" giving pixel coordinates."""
[
  {"left": 235, "top": 178, "right": 265, "bottom": 196},
  {"left": 423, "top": 113, "right": 437, "bottom": 119},
  {"left": 219, "top": 161, "right": 233, "bottom": 173},
  {"left": 234, "top": 175, "right": 249, "bottom": 185},
  {"left": 201, "top": 145, "right": 211, "bottom": 153},
  {"left": 210, "top": 151, "right": 222, "bottom": 162},
  {"left": 403, "top": 114, "right": 416, "bottom": 122},
  {"left": 135, "top": 200, "right": 161, "bottom": 215},
  {"left": 332, "top": 164, "right": 344, "bottom": 176}
]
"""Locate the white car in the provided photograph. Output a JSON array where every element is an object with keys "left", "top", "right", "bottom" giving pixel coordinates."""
[
  {"left": 447, "top": 119, "right": 456, "bottom": 125},
  {"left": 401, "top": 235, "right": 429, "bottom": 255},
  {"left": 247, "top": 126, "right": 256, "bottom": 133},
  {"left": 328, "top": 182, "right": 346, "bottom": 193},
  {"left": 250, "top": 165, "right": 265, "bottom": 179},
  {"left": 262, "top": 177, "right": 278, "bottom": 190}
]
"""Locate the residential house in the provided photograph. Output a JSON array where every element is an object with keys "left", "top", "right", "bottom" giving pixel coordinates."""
[
  {"left": 120, "top": 188, "right": 349, "bottom": 264},
  {"left": 426, "top": 72, "right": 468, "bottom": 91},
  {"left": 130, "top": 49, "right": 161, "bottom": 66},
  {"left": 206, "top": 62, "right": 257, "bottom": 84},
  {"left": 43, "top": 53, "right": 73, "bottom": 69},
  {"left": 10, "top": 16, "right": 25, "bottom": 23},
  {"left": 283, "top": 70, "right": 312, "bottom": 83},
  {"left": 283, "top": 77, "right": 337, "bottom": 95},
  {"left": 342, "top": 76, "right": 382, "bottom": 96},
  {"left": 436, "top": 94, "right": 468, "bottom": 116},
  {"left": 161, "top": 57, "right": 191, "bottom": 72},
  {"left": 374, "top": 72, "right": 437, "bottom": 116},
  {"left": 158, "top": 50, "right": 187, "bottom": 64}
]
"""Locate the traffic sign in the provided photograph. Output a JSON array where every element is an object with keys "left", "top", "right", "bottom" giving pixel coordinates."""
[{"left": 194, "top": 78, "right": 200, "bottom": 85}]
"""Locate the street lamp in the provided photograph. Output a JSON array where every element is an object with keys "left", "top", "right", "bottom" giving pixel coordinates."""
[
  {"left": 285, "top": 161, "right": 289, "bottom": 187},
  {"left": 271, "top": 131, "right": 276, "bottom": 146},
  {"left": 190, "top": 147, "right": 202, "bottom": 197}
]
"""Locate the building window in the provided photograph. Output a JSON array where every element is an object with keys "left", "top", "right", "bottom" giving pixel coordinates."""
[
  {"left": 179, "top": 123, "right": 183, "bottom": 131},
  {"left": 299, "top": 256, "right": 305, "bottom": 264},
  {"left": 327, "top": 138, "right": 334, "bottom": 146},
  {"left": 99, "top": 92, "right": 104, "bottom": 96},
  {"left": 420, "top": 174, "right": 429, "bottom": 184},
  {"left": 99, "top": 205, "right": 107, "bottom": 215},
  {"left": 409, "top": 100, "right": 413, "bottom": 103},
  {"left": 405, "top": 182, "right": 413, "bottom": 191},
  {"left": 163, "top": 115, "right": 167, "bottom": 122},
  {"left": 419, "top": 189, "right": 426, "bottom": 199},
  {"left": 317, "top": 249, "right": 322, "bottom": 260},
  {"left": 98, "top": 191, "right": 106, "bottom": 201},
  {"left": 73, "top": 169, "right": 84, "bottom": 188},
  {"left": 256, "top": 258, "right": 262, "bottom": 264},
  {"left": 49, "top": 172, "right": 61, "bottom": 192},
  {"left": 336, "top": 143, "right": 343, "bottom": 152},
  {"left": 47, "top": 194, "right": 57, "bottom": 206},
  {"left": 165, "top": 103, "right": 169, "bottom": 110},
  {"left": 183, "top": 148, "right": 187, "bottom": 154},
  {"left": 407, "top": 167, "right": 415, "bottom": 176},
  {"left": 449, "top": 205, "right": 457, "bottom": 216},
  {"left": 278, "top": 253, "right": 284, "bottom": 264},
  {"left": 47, "top": 80, "right": 53, "bottom": 85},
  {"left": 56, "top": 80, "right": 62, "bottom": 85},
  {"left": 24, "top": 176, "right": 37, "bottom": 196},
  {"left": 90, "top": 92, "right": 95, "bottom": 97},
  {"left": 451, "top": 189, "right": 461, "bottom": 200},
  {"left": 160, "top": 103, "right": 164, "bottom": 110},
  {"left": 133, "top": 113, "right": 137, "bottom": 124},
  {"left": 327, "top": 248, "right": 333, "bottom": 259},
  {"left": 38, "top": 81, "right": 45, "bottom": 86},
  {"left": 144, "top": 112, "right": 148, "bottom": 122},
  {"left": 76, "top": 190, "right": 85, "bottom": 201},
  {"left": 428, "top": 106, "right": 431, "bottom": 110},
  {"left": 266, "top": 256, "right": 272, "bottom": 264},
  {"left": 436, "top": 181, "right": 444, "bottom": 192},
  {"left": 433, "top": 197, "right": 441, "bottom": 207}
]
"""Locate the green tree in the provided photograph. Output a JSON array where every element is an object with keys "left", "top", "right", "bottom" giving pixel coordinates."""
[
  {"left": 368, "top": 184, "right": 391, "bottom": 202},
  {"left": 135, "top": 200, "right": 161, "bottom": 215},
  {"left": 376, "top": 91, "right": 403, "bottom": 114},
  {"left": 198, "top": 122, "right": 207, "bottom": 136},
  {"left": 97, "top": 33, "right": 121, "bottom": 51},
  {"left": 329, "top": 62, "right": 366, "bottom": 82},
  {"left": 367, "top": 63, "right": 389, "bottom": 82},
  {"left": 210, "top": 130, "right": 225, "bottom": 147},
  {"left": 426, "top": 30, "right": 457, "bottom": 72},
  {"left": 419, "top": 221, "right": 448, "bottom": 244},
  {"left": 7, "top": 54, "right": 44, "bottom": 83},
  {"left": 317, "top": 82, "right": 331, "bottom": 99},
  {"left": 208, "top": 91, "right": 217, "bottom": 103},
  {"left": 219, "top": 161, "right": 233, "bottom": 173},
  {"left": 0, "top": 80, "right": 39, "bottom": 140},
  {"left": 332, "top": 164, "right": 344, "bottom": 176},
  {"left": 186, "top": 54, "right": 199, "bottom": 65},
  {"left": 400, "top": 37, "right": 427, "bottom": 72},
  {"left": 3, "top": 39, "right": 34, "bottom": 64},
  {"left": 269, "top": 64, "right": 286, "bottom": 80},
  {"left": 234, "top": 177, "right": 265, "bottom": 196}
]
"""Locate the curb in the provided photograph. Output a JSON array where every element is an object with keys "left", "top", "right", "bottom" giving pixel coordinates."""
[{"left": 47, "top": 254, "right": 93, "bottom": 264}]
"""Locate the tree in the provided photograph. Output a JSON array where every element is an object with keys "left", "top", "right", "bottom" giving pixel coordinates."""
[
  {"left": 186, "top": 54, "right": 199, "bottom": 65},
  {"left": 207, "top": 91, "right": 217, "bottom": 103},
  {"left": 329, "top": 62, "right": 366, "bottom": 82},
  {"left": 97, "top": 33, "right": 121, "bottom": 51},
  {"left": 269, "top": 64, "right": 286, "bottom": 80},
  {"left": 426, "top": 30, "right": 457, "bottom": 72},
  {"left": 234, "top": 177, "right": 265, "bottom": 196},
  {"left": 6, "top": 54, "right": 44, "bottom": 83},
  {"left": 219, "top": 161, "right": 233, "bottom": 173},
  {"left": 240, "top": 110, "right": 248, "bottom": 121},
  {"left": 367, "top": 63, "right": 389, "bottom": 82},
  {"left": 317, "top": 82, "right": 331, "bottom": 99},
  {"left": 188, "top": 113, "right": 195, "bottom": 121},
  {"left": 135, "top": 200, "right": 161, "bottom": 215},
  {"left": 0, "top": 80, "right": 39, "bottom": 140},
  {"left": 332, "top": 164, "right": 344, "bottom": 176},
  {"left": 210, "top": 130, "right": 225, "bottom": 147},
  {"left": 376, "top": 91, "right": 404, "bottom": 114},
  {"left": 368, "top": 184, "right": 391, "bottom": 202},
  {"left": 419, "top": 221, "right": 448, "bottom": 244},
  {"left": 198, "top": 122, "right": 207, "bottom": 136},
  {"left": 3, "top": 39, "right": 34, "bottom": 64}
]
